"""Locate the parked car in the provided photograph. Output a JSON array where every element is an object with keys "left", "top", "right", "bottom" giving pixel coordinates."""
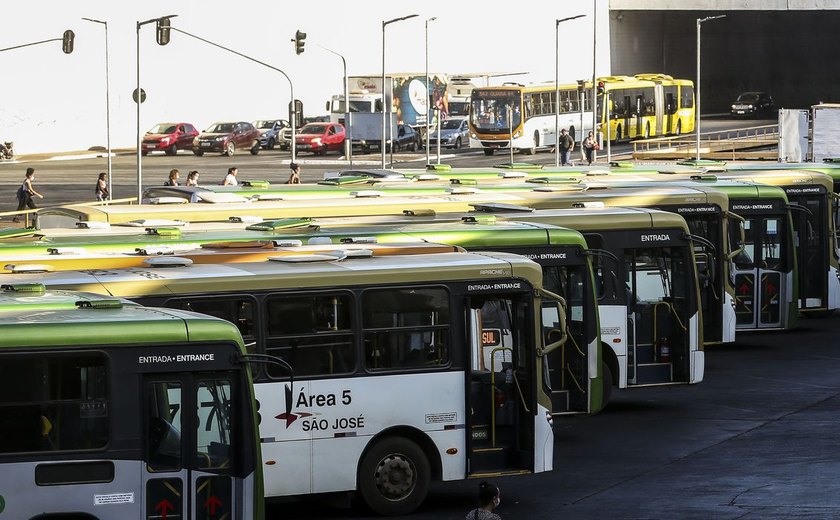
[
  {"left": 387, "top": 124, "right": 421, "bottom": 152},
  {"left": 295, "top": 123, "right": 346, "bottom": 155},
  {"left": 141, "top": 122, "right": 199, "bottom": 156},
  {"left": 426, "top": 117, "right": 469, "bottom": 149},
  {"left": 731, "top": 92, "right": 775, "bottom": 118},
  {"left": 254, "top": 119, "right": 289, "bottom": 150},
  {"left": 280, "top": 116, "right": 331, "bottom": 150},
  {"left": 193, "top": 122, "right": 261, "bottom": 156}
]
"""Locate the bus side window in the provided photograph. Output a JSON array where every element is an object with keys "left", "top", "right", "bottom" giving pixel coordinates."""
[
  {"left": 362, "top": 287, "right": 450, "bottom": 370},
  {"left": 172, "top": 297, "right": 256, "bottom": 351},
  {"left": 265, "top": 293, "right": 355, "bottom": 378}
]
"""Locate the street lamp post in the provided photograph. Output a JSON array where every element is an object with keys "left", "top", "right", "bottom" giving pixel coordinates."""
[
  {"left": 318, "top": 44, "right": 351, "bottom": 166},
  {"left": 425, "top": 16, "right": 437, "bottom": 167},
  {"left": 82, "top": 17, "right": 112, "bottom": 200},
  {"left": 382, "top": 14, "right": 418, "bottom": 169},
  {"left": 136, "top": 14, "right": 177, "bottom": 203},
  {"left": 696, "top": 14, "right": 726, "bottom": 160},
  {"left": 555, "top": 14, "right": 586, "bottom": 167},
  {"left": 591, "top": 0, "right": 598, "bottom": 164}
]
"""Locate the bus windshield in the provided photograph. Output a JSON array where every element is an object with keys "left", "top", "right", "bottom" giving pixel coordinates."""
[{"left": 470, "top": 90, "right": 521, "bottom": 131}]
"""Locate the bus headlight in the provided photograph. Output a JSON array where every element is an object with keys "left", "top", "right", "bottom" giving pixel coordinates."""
[
  {"left": 513, "top": 130, "right": 523, "bottom": 138},
  {"left": 470, "top": 133, "right": 477, "bottom": 139}
]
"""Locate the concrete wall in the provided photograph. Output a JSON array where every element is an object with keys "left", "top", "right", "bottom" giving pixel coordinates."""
[{"left": 609, "top": 9, "right": 840, "bottom": 113}]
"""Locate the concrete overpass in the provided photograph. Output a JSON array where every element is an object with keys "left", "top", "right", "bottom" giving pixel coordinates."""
[{"left": 608, "top": 0, "right": 840, "bottom": 112}]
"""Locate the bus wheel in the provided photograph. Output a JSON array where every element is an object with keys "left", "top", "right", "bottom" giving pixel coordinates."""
[
  {"left": 643, "top": 123, "right": 650, "bottom": 139},
  {"left": 675, "top": 121, "right": 682, "bottom": 135},
  {"left": 615, "top": 125, "right": 622, "bottom": 142},
  {"left": 358, "top": 437, "right": 430, "bottom": 516},
  {"left": 601, "top": 362, "right": 613, "bottom": 406},
  {"left": 483, "top": 149, "right": 495, "bottom": 156}
]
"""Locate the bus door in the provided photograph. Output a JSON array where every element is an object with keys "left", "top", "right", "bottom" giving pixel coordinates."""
[
  {"left": 664, "top": 91, "right": 676, "bottom": 134},
  {"left": 635, "top": 95, "right": 644, "bottom": 137},
  {"left": 786, "top": 190, "right": 830, "bottom": 311},
  {"left": 466, "top": 288, "right": 540, "bottom": 476},
  {"left": 624, "top": 243, "right": 693, "bottom": 386},
  {"left": 731, "top": 214, "right": 789, "bottom": 329},
  {"left": 144, "top": 372, "right": 243, "bottom": 520}
]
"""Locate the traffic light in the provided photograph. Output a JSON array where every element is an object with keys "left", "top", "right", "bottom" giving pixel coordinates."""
[
  {"left": 597, "top": 81, "right": 605, "bottom": 95},
  {"left": 294, "top": 30, "right": 306, "bottom": 55},
  {"left": 156, "top": 17, "right": 172, "bottom": 46},
  {"left": 61, "top": 30, "right": 75, "bottom": 54}
]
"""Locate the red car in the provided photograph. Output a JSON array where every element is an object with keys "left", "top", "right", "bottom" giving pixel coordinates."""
[
  {"left": 141, "top": 122, "right": 199, "bottom": 156},
  {"left": 295, "top": 123, "right": 345, "bottom": 155},
  {"left": 193, "top": 121, "right": 261, "bottom": 157}
]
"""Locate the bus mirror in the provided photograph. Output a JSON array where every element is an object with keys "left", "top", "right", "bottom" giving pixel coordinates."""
[
  {"left": 537, "top": 288, "right": 568, "bottom": 355},
  {"left": 726, "top": 212, "right": 747, "bottom": 261}
]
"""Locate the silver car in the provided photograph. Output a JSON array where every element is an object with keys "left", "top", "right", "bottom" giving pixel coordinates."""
[{"left": 427, "top": 117, "right": 469, "bottom": 149}]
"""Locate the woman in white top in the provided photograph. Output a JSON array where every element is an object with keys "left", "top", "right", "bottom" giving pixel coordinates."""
[{"left": 222, "top": 167, "right": 238, "bottom": 186}]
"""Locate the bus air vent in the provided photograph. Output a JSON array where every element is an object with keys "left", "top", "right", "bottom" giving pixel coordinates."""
[
  {"left": 307, "top": 237, "right": 333, "bottom": 245},
  {"left": 268, "top": 251, "right": 348, "bottom": 263},
  {"left": 145, "top": 227, "right": 182, "bottom": 237},
  {"left": 246, "top": 218, "right": 313, "bottom": 231},
  {"left": 426, "top": 164, "right": 452, "bottom": 172},
  {"left": 76, "top": 221, "right": 111, "bottom": 229},
  {"left": 350, "top": 190, "right": 384, "bottom": 198},
  {"left": 447, "top": 187, "right": 480, "bottom": 195},
  {"left": 450, "top": 178, "right": 478, "bottom": 185},
  {"left": 121, "top": 219, "right": 186, "bottom": 228},
  {"left": 76, "top": 299, "right": 124, "bottom": 309},
  {"left": 498, "top": 171, "right": 528, "bottom": 178},
  {"left": 414, "top": 174, "right": 441, "bottom": 181},
  {"left": 470, "top": 203, "right": 533, "bottom": 213},
  {"left": 1, "top": 282, "right": 46, "bottom": 293},
  {"left": 136, "top": 246, "right": 175, "bottom": 256},
  {"left": 250, "top": 193, "right": 285, "bottom": 201},
  {"left": 272, "top": 240, "right": 304, "bottom": 247},
  {"left": 3, "top": 264, "right": 53, "bottom": 274},
  {"left": 462, "top": 215, "right": 497, "bottom": 224},
  {"left": 229, "top": 216, "right": 264, "bottom": 224},
  {"left": 142, "top": 257, "right": 194, "bottom": 268},
  {"left": 47, "top": 247, "right": 88, "bottom": 255},
  {"left": 403, "top": 209, "right": 436, "bottom": 217},
  {"left": 340, "top": 237, "right": 377, "bottom": 244},
  {"left": 241, "top": 180, "right": 270, "bottom": 188}
]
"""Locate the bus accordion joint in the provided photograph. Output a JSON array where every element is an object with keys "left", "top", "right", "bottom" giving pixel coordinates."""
[
  {"left": 75, "top": 299, "right": 124, "bottom": 309},
  {"left": 3, "top": 264, "right": 54, "bottom": 274},
  {"left": 1, "top": 282, "right": 46, "bottom": 294},
  {"left": 47, "top": 247, "right": 88, "bottom": 255},
  {"left": 339, "top": 237, "right": 378, "bottom": 244},
  {"left": 461, "top": 215, "right": 498, "bottom": 224},
  {"left": 402, "top": 209, "right": 436, "bottom": 217}
]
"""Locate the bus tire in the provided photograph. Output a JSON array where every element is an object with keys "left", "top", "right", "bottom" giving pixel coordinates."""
[
  {"left": 616, "top": 125, "right": 623, "bottom": 142},
  {"left": 675, "top": 121, "right": 682, "bottom": 135},
  {"left": 643, "top": 123, "right": 650, "bottom": 139},
  {"left": 483, "top": 149, "right": 495, "bottom": 156},
  {"left": 601, "top": 361, "right": 613, "bottom": 406},
  {"left": 358, "top": 436, "right": 430, "bottom": 516}
]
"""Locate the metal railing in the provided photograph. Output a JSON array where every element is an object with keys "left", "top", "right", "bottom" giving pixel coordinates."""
[{"left": 632, "top": 124, "right": 779, "bottom": 160}]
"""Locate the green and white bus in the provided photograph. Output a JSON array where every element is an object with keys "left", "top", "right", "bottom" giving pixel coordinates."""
[
  {"left": 1, "top": 251, "right": 562, "bottom": 516},
  {"left": 0, "top": 285, "right": 266, "bottom": 519}
]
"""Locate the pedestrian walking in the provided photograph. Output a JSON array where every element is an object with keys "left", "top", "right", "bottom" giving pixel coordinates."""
[
  {"left": 185, "top": 170, "right": 200, "bottom": 187},
  {"left": 582, "top": 131, "right": 598, "bottom": 166},
  {"left": 557, "top": 128, "right": 575, "bottom": 166},
  {"left": 221, "top": 167, "right": 238, "bottom": 186},
  {"left": 163, "top": 169, "right": 180, "bottom": 186},
  {"left": 95, "top": 172, "right": 109, "bottom": 201},
  {"left": 287, "top": 162, "right": 301, "bottom": 184},
  {"left": 13, "top": 167, "right": 43, "bottom": 223},
  {"left": 465, "top": 481, "right": 502, "bottom": 520}
]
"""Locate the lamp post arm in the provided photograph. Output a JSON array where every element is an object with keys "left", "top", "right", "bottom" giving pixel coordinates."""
[{"left": 0, "top": 38, "right": 61, "bottom": 53}]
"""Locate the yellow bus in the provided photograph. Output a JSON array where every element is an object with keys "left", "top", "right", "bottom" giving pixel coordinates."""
[{"left": 600, "top": 74, "right": 695, "bottom": 141}]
